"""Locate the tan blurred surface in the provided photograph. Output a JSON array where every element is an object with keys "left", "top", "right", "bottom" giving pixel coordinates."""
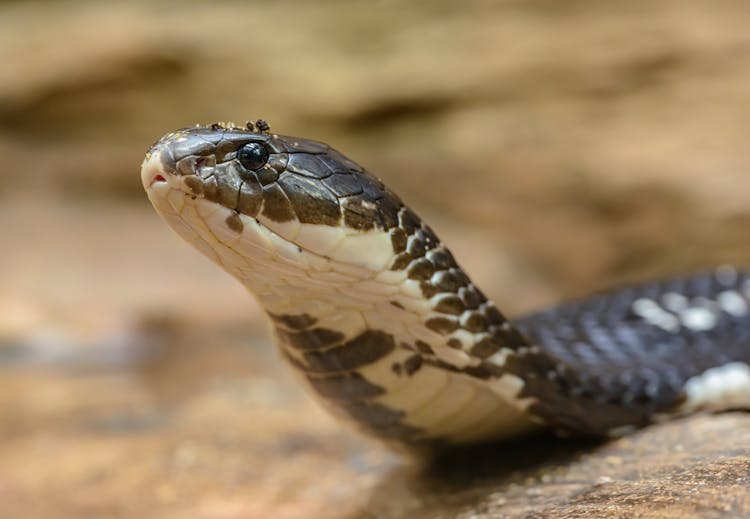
[{"left": 1, "top": 1, "right": 750, "bottom": 517}]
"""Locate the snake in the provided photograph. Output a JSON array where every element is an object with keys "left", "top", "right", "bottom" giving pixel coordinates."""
[{"left": 141, "top": 121, "right": 750, "bottom": 448}]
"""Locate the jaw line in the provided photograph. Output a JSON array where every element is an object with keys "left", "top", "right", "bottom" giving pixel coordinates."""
[
  {"left": 143, "top": 147, "right": 393, "bottom": 274},
  {"left": 140, "top": 148, "right": 309, "bottom": 258},
  {"left": 147, "top": 180, "right": 344, "bottom": 269}
]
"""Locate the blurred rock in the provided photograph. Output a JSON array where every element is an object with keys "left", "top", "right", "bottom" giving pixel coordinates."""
[{"left": 360, "top": 414, "right": 750, "bottom": 518}]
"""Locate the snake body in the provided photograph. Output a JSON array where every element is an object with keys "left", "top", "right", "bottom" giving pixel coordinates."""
[{"left": 141, "top": 122, "right": 750, "bottom": 447}]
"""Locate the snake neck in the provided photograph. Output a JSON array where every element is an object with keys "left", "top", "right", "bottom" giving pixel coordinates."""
[
  {"left": 222, "top": 198, "right": 533, "bottom": 370},
  {"left": 212, "top": 199, "right": 542, "bottom": 444}
]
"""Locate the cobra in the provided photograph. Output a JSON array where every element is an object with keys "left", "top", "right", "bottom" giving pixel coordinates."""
[{"left": 141, "top": 121, "right": 750, "bottom": 448}]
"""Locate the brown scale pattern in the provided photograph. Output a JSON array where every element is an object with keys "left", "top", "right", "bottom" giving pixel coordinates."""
[
  {"left": 381, "top": 201, "right": 527, "bottom": 364},
  {"left": 268, "top": 312, "right": 424, "bottom": 442}
]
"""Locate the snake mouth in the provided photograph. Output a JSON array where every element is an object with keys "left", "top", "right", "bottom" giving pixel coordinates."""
[
  {"left": 143, "top": 173, "right": 167, "bottom": 189},
  {"left": 141, "top": 147, "right": 175, "bottom": 190}
]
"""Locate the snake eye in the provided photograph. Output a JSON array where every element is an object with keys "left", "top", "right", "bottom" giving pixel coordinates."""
[{"left": 237, "top": 142, "right": 268, "bottom": 171}]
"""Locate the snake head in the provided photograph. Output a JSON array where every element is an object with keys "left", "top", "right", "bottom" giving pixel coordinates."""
[{"left": 141, "top": 123, "right": 414, "bottom": 275}]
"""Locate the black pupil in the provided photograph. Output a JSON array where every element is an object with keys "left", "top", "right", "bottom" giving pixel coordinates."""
[{"left": 237, "top": 142, "right": 268, "bottom": 171}]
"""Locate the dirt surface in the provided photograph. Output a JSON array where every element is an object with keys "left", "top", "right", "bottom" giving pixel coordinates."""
[{"left": 2, "top": 1, "right": 750, "bottom": 517}]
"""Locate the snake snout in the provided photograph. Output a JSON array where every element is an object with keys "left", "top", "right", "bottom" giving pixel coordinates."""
[
  {"left": 140, "top": 147, "right": 172, "bottom": 190},
  {"left": 142, "top": 129, "right": 224, "bottom": 192}
]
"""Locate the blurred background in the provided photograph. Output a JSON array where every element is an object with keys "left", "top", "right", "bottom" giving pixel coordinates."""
[{"left": 1, "top": 0, "right": 750, "bottom": 517}]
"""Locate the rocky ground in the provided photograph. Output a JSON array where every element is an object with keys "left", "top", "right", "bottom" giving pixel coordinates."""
[{"left": 1, "top": 1, "right": 750, "bottom": 517}]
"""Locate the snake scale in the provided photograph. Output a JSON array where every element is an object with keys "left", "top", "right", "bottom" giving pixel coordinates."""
[{"left": 141, "top": 121, "right": 750, "bottom": 448}]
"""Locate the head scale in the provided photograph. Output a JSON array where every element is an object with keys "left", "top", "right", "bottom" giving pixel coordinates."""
[{"left": 145, "top": 122, "right": 403, "bottom": 225}]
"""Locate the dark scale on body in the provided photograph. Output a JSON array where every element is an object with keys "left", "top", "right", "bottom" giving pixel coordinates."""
[
  {"left": 508, "top": 270, "right": 750, "bottom": 434},
  {"left": 447, "top": 338, "right": 463, "bottom": 349},
  {"left": 268, "top": 312, "right": 317, "bottom": 330},
  {"left": 278, "top": 327, "right": 346, "bottom": 351},
  {"left": 224, "top": 212, "right": 243, "bottom": 233},
  {"left": 302, "top": 331, "right": 396, "bottom": 373},
  {"left": 391, "top": 354, "right": 424, "bottom": 377},
  {"left": 415, "top": 340, "right": 434, "bottom": 355},
  {"left": 268, "top": 312, "right": 426, "bottom": 441}
]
